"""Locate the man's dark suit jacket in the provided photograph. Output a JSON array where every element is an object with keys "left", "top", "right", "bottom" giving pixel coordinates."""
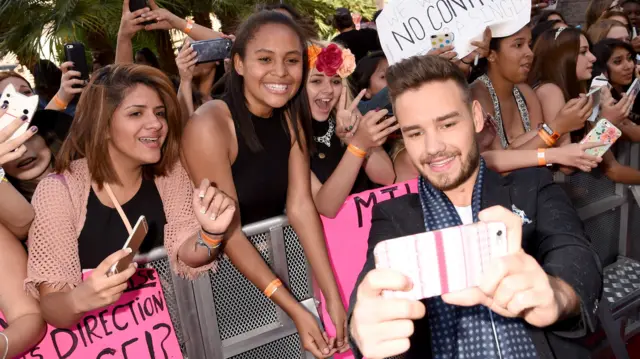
[{"left": 348, "top": 167, "right": 603, "bottom": 359}]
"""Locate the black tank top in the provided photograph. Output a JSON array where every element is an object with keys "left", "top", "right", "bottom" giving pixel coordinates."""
[
  {"left": 226, "top": 100, "right": 291, "bottom": 225},
  {"left": 78, "top": 179, "right": 166, "bottom": 270},
  {"left": 311, "top": 118, "right": 370, "bottom": 194}
]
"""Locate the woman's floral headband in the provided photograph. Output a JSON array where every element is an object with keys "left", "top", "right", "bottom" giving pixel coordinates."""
[{"left": 307, "top": 43, "right": 356, "bottom": 78}]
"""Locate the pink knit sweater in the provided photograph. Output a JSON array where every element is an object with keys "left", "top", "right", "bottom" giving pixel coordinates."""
[{"left": 25, "top": 159, "right": 215, "bottom": 298}]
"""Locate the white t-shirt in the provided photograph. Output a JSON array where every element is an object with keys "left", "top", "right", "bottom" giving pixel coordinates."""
[{"left": 455, "top": 205, "right": 473, "bottom": 225}]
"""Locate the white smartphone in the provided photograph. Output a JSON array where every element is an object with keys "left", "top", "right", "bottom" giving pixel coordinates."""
[
  {"left": 587, "top": 87, "right": 602, "bottom": 122},
  {"left": 0, "top": 84, "right": 39, "bottom": 140},
  {"left": 627, "top": 78, "right": 640, "bottom": 98},
  {"left": 109, "top": 216, "right": 148, "bottom": 275},
  {"left": 373, "top": 222, "right": 508, "bottom": 300},
  {"left": 590, "top": 74, "right": 610, "bottom": 91}
]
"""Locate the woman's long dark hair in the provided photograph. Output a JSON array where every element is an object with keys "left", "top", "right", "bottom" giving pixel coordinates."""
[
  {"left": 592, "top": 38, "right": 636, "bottom": 78},
  {"left": 224, "top": 10, "right": 313, "bottom": 153},
  {"left": 350, "top": 51, "right": 386, "bottom": 94},
  {"left": 529, "top": 27, "right": 588, "bottom": 101}
]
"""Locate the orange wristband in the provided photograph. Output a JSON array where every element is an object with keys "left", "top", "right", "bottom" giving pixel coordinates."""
[
  {"left": 537, "top": 129, "right": 555, "bottom": 147},
  {"left": 264, "top": 279, "right": 283, "bottom": 298},
  {"left": 347, "top": 144, "right": 367, "bottom": 158},
  {"left": 537, "top": 148, "right": 546, "bottom": 166},
  {"left": 184, "top": 19, "right": 194, "bottom": 34},
  {"left": 53, "top": 95, "right": 68, "bottom": 110},
  {"left": 200, "top": 230, "right": 222, "bottom": 246}
]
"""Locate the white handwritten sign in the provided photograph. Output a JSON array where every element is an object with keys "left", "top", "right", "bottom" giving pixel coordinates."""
[{"left": 376, "top": 0, "right": 532, "bottom": 64}]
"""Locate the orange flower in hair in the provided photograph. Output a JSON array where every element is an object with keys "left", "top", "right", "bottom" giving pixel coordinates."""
[{"left": 307, "top": 44, "right": 323, "bottom": 70}]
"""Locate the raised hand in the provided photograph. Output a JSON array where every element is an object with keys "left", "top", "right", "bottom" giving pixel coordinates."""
[
  {"left": 176, "top": 39, "right": 198, "bottom": 83},
  {"left": 143, "top": 0, "right": 180, "bottom": 31},
  {"left": 193, "top": 179, "right": 235, "bottom": 235},
  {"left": 551, "top": 95, "right": 594, "bottom": 134},
  {"left": 118, "top": 0, "right": 150, "bottom": 39},
  {"left": 350, "top": 269, "right": 426, "bottom": 358},
  {"left": 349, "top": 110, "right": 399, "bottom": 151},
  {"left": 335, "top": 86, "right": 366, "bottom": 140},
  {"left": 427, "top": 45, "right": 458, "bottom": 61},
  {"left": 0, "top": 109, "right": 37, "bottom": 167},
  {"left": 70, "top": 248, "right": 137, "bottom": 313},
  {"left": 600, "top": 86, "right": 634, "bottom": 125},
  {"left": 55, "top": 61, "right": 86, "bottom": 105}
]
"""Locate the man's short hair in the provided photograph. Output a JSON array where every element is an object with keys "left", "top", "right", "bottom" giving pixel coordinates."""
[
  {"left": 334, "top": 7, "right": 355, "bottom": 31},
  {"left": 386, "top": 56, "right": 472, "bottom": 107}
]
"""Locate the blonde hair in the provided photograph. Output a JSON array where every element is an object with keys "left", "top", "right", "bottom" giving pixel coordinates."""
[{"left": 588, "top": 19, "right": 629, "bottom": 43}]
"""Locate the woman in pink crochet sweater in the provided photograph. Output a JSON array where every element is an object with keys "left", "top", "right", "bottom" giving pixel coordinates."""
[{"left": 26, "top": 64, "right": 235, "bottom": 328}]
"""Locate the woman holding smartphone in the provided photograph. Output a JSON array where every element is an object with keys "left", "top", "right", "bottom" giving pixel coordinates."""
[
  {"left": 306, "top": 41, "right": 396, "bottom": 217},
  {"left": 530, "top": 27, "right": 640, "bottom": 183},
  {"left": 182, "top": 11, "right": 347, "bottom": 357},
  {"left": 26, "top": 64, "right": 235, "bottom": 328}
]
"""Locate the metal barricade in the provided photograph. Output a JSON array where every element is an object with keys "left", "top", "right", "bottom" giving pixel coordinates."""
[
  {"left": 135, "top": 248, "right": 209, "bottom": 359},
  {"left": 190, "top": 215, "right": 320, "bottom": 359}
]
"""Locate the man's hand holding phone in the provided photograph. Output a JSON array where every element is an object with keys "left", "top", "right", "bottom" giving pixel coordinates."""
[
  {"left": 70, "top": 248, "right": 137, "bottom": 314},
  {"left": 441, "top": 206, "right": 579, "bottom": 328},
  {"left": 350, "top": 269, "right": 426, "bottom": 359}
]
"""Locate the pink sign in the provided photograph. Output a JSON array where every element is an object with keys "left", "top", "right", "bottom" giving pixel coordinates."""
[
  {"left": 1, "top": 268, "right": 182, "bottom": 359},
  {"left": 319, "top": 179, "right": 418, "bottom": 359}
]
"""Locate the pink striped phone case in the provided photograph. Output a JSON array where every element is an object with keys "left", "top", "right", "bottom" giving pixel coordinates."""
[{"left": 373, "top": 222, "right": 508, "bottom": 300}]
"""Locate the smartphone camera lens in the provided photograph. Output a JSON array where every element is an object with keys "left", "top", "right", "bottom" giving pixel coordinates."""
[{"left": 497, "top": 230, "right": 503, "bottom": 236}]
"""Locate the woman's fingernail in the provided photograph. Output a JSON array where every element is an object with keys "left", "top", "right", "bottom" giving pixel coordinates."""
[
  {"left": 322, "top": 348, "right": 329, "bottom": 354},
  {"left": 133, "top": 262, "right": 139, "bottom": 268},
  {"left": 337, "top": 341, "right": 344, "bottom": 346},
  {"left": 210, "top": 214, "right": 217, "bottom": 221},
  {"left": 200, "top": 207, "right": 207, "bottom": 214},
  {"left": 21, "top": 115, "right": 28, "bottom": 121},
  {"left": 1, "top": 102, "right": 8, "bottom": 109},
  {"left": 30, "top": 126, "right": 38, "bottom": 133},
  {"left": 199, "top": 192, "right": 205, "bottom": 199},
  {"left": 125, "top": 247, "right": 133, "bottom": 253}
]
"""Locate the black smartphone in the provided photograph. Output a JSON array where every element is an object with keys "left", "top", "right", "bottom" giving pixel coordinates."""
[
  {"left": 129, "top": 0, "right": 155, "bottom": 25},
  {"left": 191, "top": 38, "right": 233, "bottom": 64},
  {"left": 64, "top": 43, "right": 89, "bottom": 87}
]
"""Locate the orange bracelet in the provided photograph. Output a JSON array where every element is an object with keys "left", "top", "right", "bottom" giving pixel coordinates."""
[
  {"left": 347, "top": 144, "right": 367, "bottom": 158},
  {"left": 200, "top": 230, "right": 222, "bottom": 246},
  {"left": 264, "top": 279, "right": 283, "bottom": 298},
  {"left": 184, "top": 19, "right": 194, "bottom": 34},
  {"left": 537, "top": 129, "right": 555, "bottom": 147},
  {"left": 53, "top": 95, "right": 68, "bottom": 110},
  {"left": 537, "top": 148, "right": 546, "bottom": 166}
]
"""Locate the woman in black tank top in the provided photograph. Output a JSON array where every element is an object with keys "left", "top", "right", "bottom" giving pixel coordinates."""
[
  {"left": 306, "top": 41, "right": 396, "bottom": 218},
  {"left": 181, "top": 12, "right": 347, "bottom": 357}
]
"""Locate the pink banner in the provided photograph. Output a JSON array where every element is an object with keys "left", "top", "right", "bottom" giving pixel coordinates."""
[
  {"left": 319, "top": 179, "right": 418, "bottom": 359},
  {"left": 1, "top": 268, "right": 182, "bottom": 359}
]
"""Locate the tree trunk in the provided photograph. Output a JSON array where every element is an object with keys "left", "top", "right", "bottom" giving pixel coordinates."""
[
  {"left": 194, "top": 11, "right": 212, "bottom": 30},
  {"left": 155, "top": 31, "right": 178, "bottom": 76}
]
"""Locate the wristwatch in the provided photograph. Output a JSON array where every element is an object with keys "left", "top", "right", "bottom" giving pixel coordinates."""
[{"left": 538, "top": 123, "right": 561, "bottom": 142}]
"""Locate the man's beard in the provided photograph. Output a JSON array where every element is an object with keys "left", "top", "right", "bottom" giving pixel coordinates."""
[{"left": 417, "top": 140, "right": 480, "bottom": 192}]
